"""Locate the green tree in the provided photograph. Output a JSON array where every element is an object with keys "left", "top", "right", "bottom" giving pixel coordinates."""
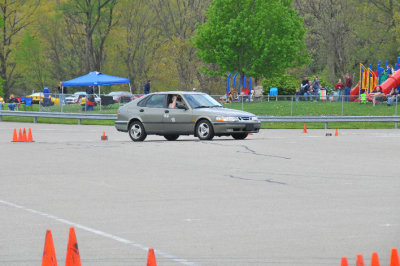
[
  {"left": 15, "top": 30, "right": 50, "bottom": 90},
  {"left": 192, "top": 0, "right": 309, "bottom": 83}
]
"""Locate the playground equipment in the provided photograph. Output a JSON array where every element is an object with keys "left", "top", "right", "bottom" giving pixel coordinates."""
[
  {"left": 226, "top": 73, "right": 252, "bottom": 101},
  {"left": 350, "top": 57, "right": 400, "bottom": 101}
]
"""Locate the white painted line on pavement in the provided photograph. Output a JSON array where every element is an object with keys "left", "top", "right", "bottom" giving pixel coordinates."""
[{"left": 0, "top": 199, "right": 198, "bottom": 266}]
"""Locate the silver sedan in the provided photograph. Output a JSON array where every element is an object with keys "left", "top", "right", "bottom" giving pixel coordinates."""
[{"left": 115, "top": 91, "right": 261, "bottom": 141}]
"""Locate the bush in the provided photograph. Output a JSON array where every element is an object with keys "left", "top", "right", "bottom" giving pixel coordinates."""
[{"left": 262, "top": 74, "right": 300, "bottom": 95}]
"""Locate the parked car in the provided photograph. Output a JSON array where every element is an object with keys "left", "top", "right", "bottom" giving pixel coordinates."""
[
  {"left": 65, "top": 92, "right": 100, "bottom": 104},
  {"left": 115, "top": 91, "right": 261, "bottom": 141},
  {"left": 27, "top": 93, "right": 59, "bottom": 105},
  {"left": 107, "top": 91, "right": 135, "bottom": 103}
]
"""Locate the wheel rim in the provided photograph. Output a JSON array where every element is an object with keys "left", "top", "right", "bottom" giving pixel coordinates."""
[
  {"left": 198, "top": 122, "right": 209, "bottom": 138},
  {"left": 130, "top": 124, "right": 142, "bottom": 139}
]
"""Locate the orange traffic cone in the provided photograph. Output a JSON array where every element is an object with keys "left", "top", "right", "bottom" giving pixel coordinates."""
[
  {"left": 101, "top": 131, "right": 108, "bottom": 141},
  {"left": 390, "top": 248, "right": 400, "bottom": 266},
  {"left": 356, "top": 254, "right": 365, "bottom": 266},
  {"left": 340, "top": 257, "right": 348, "bottom": 266},
  {"left": 41, "top": 230, "right": 58, "bottom": 266},
  {"left": 371, "top": 252, "right": 380, "bottom": 266},
  {"left": 18, "top": 128, "right": 23, "bottom": 141},
  {"left": 303, "top": 124, "right": 307, "bottom": 133},
  {"left": 28, "top": 128, "right": 34, "bottom": 142},
  {"left": 335, "top": 129, "right": 339, "bottom": 136},
  {"left": 65, "top": 227, "right": 81, "bottom": 266},
  {"left": 22, "top": 128, "right": 27, "bottom": 142},
  {"left": 12, "top": 128, "right": 18, "bottom": 142},
  {"left": 147, "top": 248, "right": 157, "bottom": 266}
]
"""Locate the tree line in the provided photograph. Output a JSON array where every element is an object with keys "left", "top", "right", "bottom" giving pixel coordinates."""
[{"left": 1, "top": 0, "right": 400, "bottom": 98}]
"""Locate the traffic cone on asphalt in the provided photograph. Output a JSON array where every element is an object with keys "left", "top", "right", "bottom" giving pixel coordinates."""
[
  {"left": 12, "top": 128, "right": 18, "bottom": 142},
  {"left": 65, "top": 227, "right": 81, "bottom": 266},
  {"left": 18, "top": 128, "right": 23, "bottom": 141},
  {"left": 371, "top": 252, "right": 380, "bottom": 266},
  {"left": 101, "top": 131, "right": 108, "bottom": 141},
  {"left": 22, "top": 128, "right": 27, "bottom": 142},
  {"left": 147, "top": 248, "right": 157, "bottom": 266},
  {"left": 335, "top": 129, "right": 339, "bottom": 136},
  {"left": 41, "top": 230, "right": 58, "bottom": 266},
  {"left": 303, "top": 124, "right": 307, "bottom": 133},
  {"left": 27, "top": 128, "right": 34, "bottom": 142},
  {"left": 390, "top": 248, "right": 400, "bottom": 266},
  {"left": 340, "top": 257, "right": 348, "bottom": 266},
  {"left": 356, "top": 254, "right": 365, "bottom": 266}
]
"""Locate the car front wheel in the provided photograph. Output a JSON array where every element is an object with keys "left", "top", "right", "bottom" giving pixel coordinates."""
[
  {"left": 196, "top": 120, "right": 214, "bottom": 140},
  {"left": 164, "top": 135, "right": 179, "bottom": 141},
  {"left": 129, "top": 121, "right": 147, "bottom": 141},
  {"left": 232, "top": 133, "right": 248, "bottom": 140}
]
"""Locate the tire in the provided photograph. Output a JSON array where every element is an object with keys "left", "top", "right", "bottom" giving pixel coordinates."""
[
  {"left": 164, "top": 134, "right": 179, "bottom": 141},
  {"left": 196, "top": 120, "right": 214, "bottom": 140},
  {"left": 232, "top": 133, "right": 248, "bottom": 140},
  {"left": 128, "top": 121, "right": 147, "bottom": 141}
]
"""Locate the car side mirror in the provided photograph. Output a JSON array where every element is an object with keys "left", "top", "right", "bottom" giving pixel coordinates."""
[{"left": 176, "top": 103, "right": 188, "bottom": 110}]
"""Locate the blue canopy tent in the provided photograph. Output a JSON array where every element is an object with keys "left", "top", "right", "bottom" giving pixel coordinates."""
[{"left": 62, "top": 71, "right": 131, "bottom": 94}]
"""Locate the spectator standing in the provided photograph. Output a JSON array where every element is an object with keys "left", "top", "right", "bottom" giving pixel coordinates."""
[
  {"left": 344, "top": 74, "right": 353, "bottom": 102},
  {"left": 295, "top": 88, "right": 301, "bottom": 102},
  {"left": 86, "top": 86, "right": 94, "bottom": 95},
  {"left": 312, "top": 76, "right": 320, "bottom": 101},
  {"left": 8, "top": 94, "right": 19, "bottom": 111},
  {"left": 43, "top": 86, "right": 51, "bottom": 98},
  {"left": 58, "top": 81, "right": 67, "bottom": 105},
  {"left": 335, "top": 78, "right": 344, "bottom": 102},
  {"left": 301, "top": 76, "right": 308, "bottom": 93},
  {"left": 144, "top": 80, "right": 151, "bottom": 94},
  {"left": 303, "top": 81, "right": 313, "bottom": 101}
]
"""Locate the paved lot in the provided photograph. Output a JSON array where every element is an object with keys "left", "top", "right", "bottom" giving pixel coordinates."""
[{"left": 0, "top": 122, "right": 399, "bottom": 265}]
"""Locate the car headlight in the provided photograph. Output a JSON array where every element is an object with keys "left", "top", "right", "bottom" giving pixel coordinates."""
[
  {"left": 216, "top": 116, "right": 239, "bottom": 122},
  {"left": 251, "top": 116, "right": 259, "bottom": 121}
]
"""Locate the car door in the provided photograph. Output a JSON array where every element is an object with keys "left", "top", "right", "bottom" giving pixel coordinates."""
[
  {"left": 162, "top": 94, "right": 193, "bottom": 134},
  {"left": 139, "top": 94, "right": 166, "bottom": 133}
]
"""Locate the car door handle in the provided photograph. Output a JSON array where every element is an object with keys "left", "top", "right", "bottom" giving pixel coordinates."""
[
  {"left": 139, "top": 109, "right": 144, "bottom": 112},
  {"left": 165, "top": 110, "right": 169, "bottom": 113}
]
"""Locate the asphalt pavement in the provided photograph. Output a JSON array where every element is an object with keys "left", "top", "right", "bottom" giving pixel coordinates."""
[{"left": 0, "top": 122, "right": 399, "bottom": 265}]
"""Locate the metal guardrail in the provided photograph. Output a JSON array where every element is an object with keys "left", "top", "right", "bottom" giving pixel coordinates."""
[
  {"left": 0, "top": 110, "right": 117, "bottom": 125},
  {"left": 258, "top": 115, "right": 400, "bottom": 129},
  {"left": 0, "top": 110, "right": 399, "bottom": 128}
]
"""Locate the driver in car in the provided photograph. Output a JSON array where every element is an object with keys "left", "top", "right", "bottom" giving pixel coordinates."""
[{"left": 169, "top": 95, "right": 185, "bottom": 109}]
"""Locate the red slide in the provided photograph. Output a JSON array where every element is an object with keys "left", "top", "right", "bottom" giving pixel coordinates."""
[
  {"left": 377, "top": 69, "right": 400, "bottom": 94},
  {"left": 350, "top": 82, "right": 360, "bottom": 101}
]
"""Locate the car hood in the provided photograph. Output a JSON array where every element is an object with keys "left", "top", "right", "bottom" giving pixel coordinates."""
[{"left": 192, "top": 107, "right": 256, "bottom": 117}]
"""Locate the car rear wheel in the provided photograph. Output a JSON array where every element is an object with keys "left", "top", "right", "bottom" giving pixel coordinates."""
[
  {"left": 164, "top": 134, "right": 179, "bottom": 141},
  {"left": 232, "top": 133, "right": 248, "bottom": 140},
  {"left": 129, "top": 121, "right": 147, "bottom": 142},
  {"left": 196, "top": 120, "right": 214, "bottom": 140}
]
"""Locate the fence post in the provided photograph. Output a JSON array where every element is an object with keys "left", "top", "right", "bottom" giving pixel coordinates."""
[
  {"left": 290, "top": 96, "right": 293, "bottom": 116},
  {"left": 241, "top": 95, "right": 244, "bottom": 111},
  {"left": 341, "top": 94, "right": 344, "bottom": 115},
  {"left": 395, "top": 96, "right": 398, "bottom": 116}
]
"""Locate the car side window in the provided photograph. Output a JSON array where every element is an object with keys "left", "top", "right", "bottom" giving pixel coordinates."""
[
  {"left": 137, "top": 96, "right": 149, "bottom": 107},
  {"left": 144, "top": 94, "right": 165, "bottom": 108}
]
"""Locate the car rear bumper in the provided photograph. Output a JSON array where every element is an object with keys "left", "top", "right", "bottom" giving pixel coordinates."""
[
  {"left": 212, "top": 122, "right": 261, "bottom": 134},
  {"left": 115, "top": 120, "right": 129, "bottom": 132}
]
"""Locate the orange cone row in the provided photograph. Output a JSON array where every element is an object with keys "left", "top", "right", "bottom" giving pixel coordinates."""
[
  {"left": 12, "top": 128, "right": 34, "bottom": 142},
  {"left": 341, "top": 248, "right": 399, "bottom": 266},
  {"left": 42, "top": 228, "right": 158, "bottom": 266},
  {"left": 41, "top": 227, "right": 81, "bottom": 266}
]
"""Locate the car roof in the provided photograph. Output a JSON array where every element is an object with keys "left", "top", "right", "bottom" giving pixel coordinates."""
[{"left": 151, "top": 91, "right": 205, "bottom": 95}]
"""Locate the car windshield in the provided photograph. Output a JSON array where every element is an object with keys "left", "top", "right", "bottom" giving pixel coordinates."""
[{"left": 184, "top": 94, "right": 222, "bottom": 109}]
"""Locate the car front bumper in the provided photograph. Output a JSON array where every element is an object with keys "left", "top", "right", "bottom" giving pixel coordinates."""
[{"left": 212, "top": 121, "right": 261, "bottom": 134}]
